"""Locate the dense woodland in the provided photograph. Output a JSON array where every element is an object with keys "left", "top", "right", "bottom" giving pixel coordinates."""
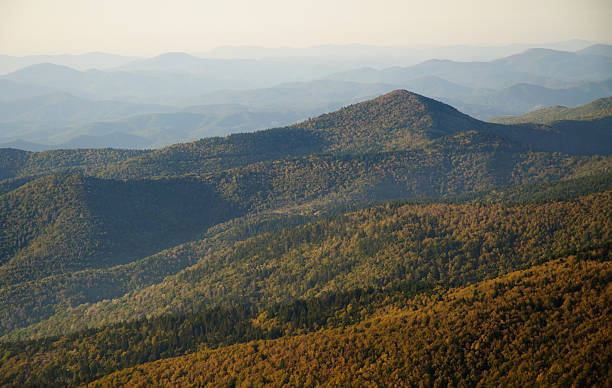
[
  {"left": 2, "top": 132, "right": 609, "bottom": 336},
  {"left": 89, "top": 252, "right": 611, "bottom": 388},
  {"left": 1, "top": 171, "right": 610, "bottom": 340},
  {"left": 6, "top": 190, "right": 610, "bottom": 341},
  {"left": 0, "top": 90, "right": 610, "bottom": 386},
  {"left": 1, "top": 245, "right": 609, "bottom": 387}
]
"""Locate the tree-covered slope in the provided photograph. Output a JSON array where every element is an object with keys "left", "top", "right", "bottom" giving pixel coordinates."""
[
  {"left": 295, "top": 88, "right": 487, "bottom": 152},
  {"left": 88, "top": 250, "right": 611, "bottom": 388},
  {"left": 1, "top": 231, "right": 609, "bottom": 387},
  {"left": 0, "top": 147, "right": 147, "bottom": 181},
  {"left": 1, "top": 127, "right": 611, "bottom": 338},
  {"left": 491, "top": 96, "right": 612, "bottom": 124},
  {"left": 2, "top": 169, "right": 610, "bottom": 340},
  {"left": 92, "top": 90, "right": 487, "bottom": 179},
  {"left": 0, "top": 174, "right": 236, "bottom": 286},
  {"left": 9, "top": 189, "right": 609, "bottom": 341}
]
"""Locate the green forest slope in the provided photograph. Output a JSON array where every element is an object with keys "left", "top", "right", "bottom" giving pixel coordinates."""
[
  {"left": 89, "top": 251, "right": 611, "bottom": 387},
  {"left": 8, "top": 189, "right": 609, "bottom": 341}
]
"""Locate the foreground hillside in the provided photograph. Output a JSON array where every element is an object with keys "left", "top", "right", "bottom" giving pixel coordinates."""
[
  {"left": 89, "top": 250, "right": 611, "bottom": 387},
  {"left": 1, "top": 224, "right": 609, "bottom": 387}
]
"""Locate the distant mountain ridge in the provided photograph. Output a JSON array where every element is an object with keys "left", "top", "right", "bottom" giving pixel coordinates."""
[
  {"left": 0, "top": 92, "right": 175, "bottom": 124},
  {"left": 491, "top": 96, "right": 612, "bottom": 124},
  {"left": 328, "top": 48, "right": 612, "bottom": 89},
  {"left": 0, "top": 52, "right": 139, "bottom": 75},
  {"left": 447, "top": 79, "right": 612, "bottom": 118},
  {"left": 576, "top": 43, "right": 612, "bottom": 57},
  {"left": 2, "top": 46, "right": 612, "bottom": 150}
]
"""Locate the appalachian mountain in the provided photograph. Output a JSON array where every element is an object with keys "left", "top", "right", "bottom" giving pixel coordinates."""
[
  {"left": 0, "top": 88, "right": 610, "bottom": 387},
  {"left": 80, "top": 91, "right": 612, "bottom": 180},
  {"left": 3, "top": 46, "right": 612, "bottom": 151},
  {"left": 1, "top": 90, "right": 611, "bottom": 340}
]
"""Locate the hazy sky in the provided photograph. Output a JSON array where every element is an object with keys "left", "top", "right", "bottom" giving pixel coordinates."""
[{"left": 1, "top": 0, "right": 611, "bottom": 56}]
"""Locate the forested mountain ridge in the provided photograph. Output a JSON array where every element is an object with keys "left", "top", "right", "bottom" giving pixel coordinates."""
[
  {"left": 1, "top": 91, "right": 612, "bottom": 339},
  {"left": 0, "top": 86, "right": 611, "bottom": 387},
  {"left": 2, "top": 90, "right": 610, "bottom": 185},
  {"left": 491, "top": 95, "right": 612, "bottom": 124},
  {"left": 82, "top": 91, "right": 612, "bottom": 179},
  {"left": 89, "top": 90, "right": 488, "bottom": 179},
  {"left": 87, "top": 250, "right": 612, "bottom": 388},
  {"left": 491, "top": 97, "right": 612, "bottom": 124},
  {"left": 8, "top": 189, "right": 610, "bottom": 341},
  {"left": 292, "top": 89, "right": 487, "bottom": 152},
  {"left": 0, "top": 174, "right": 236, "bottom": 286}
]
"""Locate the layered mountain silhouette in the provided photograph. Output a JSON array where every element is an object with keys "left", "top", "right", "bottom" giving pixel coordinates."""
[
  {"left": 2, "top": 46, "right": 612, "bottom": 151},
  {"left": 328, "top": 48, "right": 612, "bottom": 89}
]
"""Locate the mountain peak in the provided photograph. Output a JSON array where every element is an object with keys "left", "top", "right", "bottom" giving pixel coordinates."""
[
  {"left": 295, "top": 89, "right": 486, "bottom": 151},
  {"left": 7, "top": 62, "right": 82, "bottom": 76},
  {"left": 152, "top": 52, "right": 199, "bottom": 60},
  {"left": 377, "top": 89, "right": 418, "bottom": 98}
]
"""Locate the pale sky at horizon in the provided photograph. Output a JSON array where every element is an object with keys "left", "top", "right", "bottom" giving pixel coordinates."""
[{"left": 1, "top": 0, "right": 611, "bottom": 56}]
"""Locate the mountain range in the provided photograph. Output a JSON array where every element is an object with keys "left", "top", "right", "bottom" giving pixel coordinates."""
[
  {"left": 0, "top": 49, "right": 611, "bottom": 387},
  {"left": 0, "top": 52, "right": 139, "bottom": 75},
  {"left": 328, "top": 48, "right": 612, "bottom": 89},
  {"left": 1, "top": 40, "right": 597, "bottom": 76},
  {"left": 0, "top": 45, "right": 611, "bottom": 151},
  {"left": 1, "top": 90, "right": 611, "bottom": 336}
]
